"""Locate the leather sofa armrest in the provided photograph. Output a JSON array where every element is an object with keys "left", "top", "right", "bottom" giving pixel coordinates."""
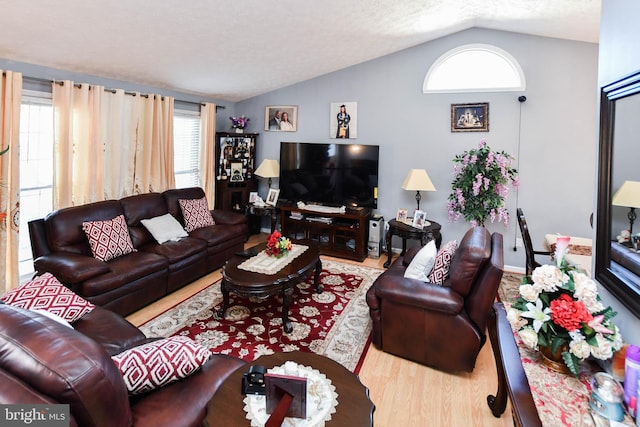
[
  {"left": 212, "top": 209, "right": 246, "bottom": 225},
  {"left": 34, "top": 253, "right": 110, "bottom": 283},
  {"left": 372, "top": 275, "right": 464, "bottom": 315}
]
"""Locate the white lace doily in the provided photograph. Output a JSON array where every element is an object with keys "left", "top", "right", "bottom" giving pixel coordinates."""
[
  {"left": 238, "top": 244, "right": 308, "bottom": 275},
  {"left": 243, "top": 362, "right": 339, "bottom": 427}
]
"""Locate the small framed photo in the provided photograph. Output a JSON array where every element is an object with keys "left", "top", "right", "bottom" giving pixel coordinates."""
[
  {"left": 249, "top": 191, "right": 258, "bottom": 204},
  {"left": 451, "top": 102, "right": 489, "bottom": 132},
  {"left": 266, "top": 188, "right": 280, "bottom": 206},
  {"left": 230, "top": 162, "right": 244, "bottom": 182},
  {"left": 330, "top": 101, "right": 357, "bottom": 139},
  {"left": 265, "top": 105, "right": 298, "bottom": 132},
  {"left": 412, "top": 210, "right": 426, "bottom": 229},
  {"left": 396, "top": 208, "right": 408, "bottom": 223}
]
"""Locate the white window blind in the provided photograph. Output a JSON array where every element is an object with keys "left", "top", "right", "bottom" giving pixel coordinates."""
[{"left": 173, "top": 109, "right": 201, "bottom": 188}]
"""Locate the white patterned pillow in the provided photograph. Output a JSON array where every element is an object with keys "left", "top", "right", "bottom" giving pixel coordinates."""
[
  {"left": 82, "top": 214, "right": 137, "bottom": 262},
  {"left": 427, "top": 240, "right": 458, "bottom": 285},
  {"left": 178, "top": 197, "right": 215, "bottom": 232},
  {"left": 1, "top": 272, "right": 95, "bottom": 323},
  {"left": 111, "top": 336, "right": 211, "bottom": 395}
]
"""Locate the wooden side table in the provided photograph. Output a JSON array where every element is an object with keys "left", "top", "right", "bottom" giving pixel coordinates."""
[
  {"left": 246, "top": 204, "right": 279, "bottom": 234},
  {"left": 383, "top": 219, "right": 442, "bottom": 268}
]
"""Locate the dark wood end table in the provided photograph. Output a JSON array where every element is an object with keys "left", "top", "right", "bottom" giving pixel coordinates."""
[
  {"left": 246, "top": 203, "right": 279, "bottom": 234},
  {"left": 383, "top": 219, "right": 442, "bottom": 267},
  {"left": 205, "top": 351, "right": 375, "bottom": 426},
  {"left": 218, "top": 240, "right": 322, "bottom": 333}
]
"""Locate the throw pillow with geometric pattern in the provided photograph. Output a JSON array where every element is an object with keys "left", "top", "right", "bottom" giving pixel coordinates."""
[
  {"left": 427, "top": 240, "right": 458, "bottom": 285},
  {"left": 111, "top": 336, "right": 211, "bottom": 395},
  {"left": 82, "top": 214, "right": 137, "bottom": 262},
  {"left": 178, "top": 197, "right": 215, "bottom": 232},
  {"left": 1, "top": 272, "right": 95, "bottom": 323}
]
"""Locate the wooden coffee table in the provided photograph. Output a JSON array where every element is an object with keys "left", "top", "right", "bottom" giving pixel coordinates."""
[
  {"left": 205, "top": 351, "right": 375, "bottom": 426},
  {"left": 218, "top": 240, "right": 322, "bottom": 333}
]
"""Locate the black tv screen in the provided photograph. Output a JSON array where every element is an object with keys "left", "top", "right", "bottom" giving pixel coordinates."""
[{"left": 279, "top": 142, "right": 379, "bottom": 208}]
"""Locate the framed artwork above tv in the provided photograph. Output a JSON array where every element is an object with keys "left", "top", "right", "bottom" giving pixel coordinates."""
[{"left": 265, "top": 106, "right": 297, "bottom": 132}]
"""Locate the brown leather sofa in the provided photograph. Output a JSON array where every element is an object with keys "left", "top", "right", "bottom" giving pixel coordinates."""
[
  {"left": 366, "top": 226, "right": 504, "bottom": 372},
  {"left": 28, "top": 187, "right": 247, "bottom": 316},
  {"left": 0, "top": 302, "right": 246, "bottom": 427}
]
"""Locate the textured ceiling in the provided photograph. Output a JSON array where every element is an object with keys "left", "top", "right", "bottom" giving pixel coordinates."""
[{"left": 0, "top": 0, "right": 600, "bottom": 102}]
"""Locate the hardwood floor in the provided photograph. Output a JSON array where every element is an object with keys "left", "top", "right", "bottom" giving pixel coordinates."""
[{"left": 126, "top": 234, "right": 513, "bottom": 426}]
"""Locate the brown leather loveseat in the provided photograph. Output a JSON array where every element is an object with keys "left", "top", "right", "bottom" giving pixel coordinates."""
[
  {"left": 0, "top": 302, "right": 246, "bottom": 427},
  {"left": 366, "top": 226, "right": 504, "bottom": 372},
  {"left": 28, "top": 187, "right": 247, "bottom": 316}
]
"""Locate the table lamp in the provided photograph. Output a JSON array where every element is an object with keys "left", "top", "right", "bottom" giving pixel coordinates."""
[
  {"left": 612, "top": 180, "right": 640, "bottom": 235},
  {"left": 402, "top": 169, "right": 436, "bottom": 211},
  {"left": 255, "top": 159, "right": 280, "bottom": 188}
]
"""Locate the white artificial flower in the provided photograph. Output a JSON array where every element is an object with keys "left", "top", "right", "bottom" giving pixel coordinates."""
[
  {"left": 531, "top": 264, "right": 568, "bottom": 292},
  {"left": 518, "top": 328, "right": 539, "bottom": 350},
  {"left": 519, "top": 284, "right": 540, "bottom": 302},
  {"left": 569, "top": 339, "right": 591, "bottom": 359},
  {"left": 590, "top": 334, "right": 615, "bottom": 360},
  {"left": 572, "top": 272, "right": 604, "bottom": 312},
  {"left": 507, "top": 307, "right": 526, "bottom": 329},
  {"left": 520, "top": 299, "right": 551, "bottom": 333}
]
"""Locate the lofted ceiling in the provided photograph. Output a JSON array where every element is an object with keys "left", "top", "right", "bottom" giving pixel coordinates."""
[{"left": 0, "top": 0, "right": 600, "bottom": 102}]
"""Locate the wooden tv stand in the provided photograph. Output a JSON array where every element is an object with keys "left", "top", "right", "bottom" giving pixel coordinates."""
[{"left": 279, "top": 205, "right": 371, "bottom": 262}]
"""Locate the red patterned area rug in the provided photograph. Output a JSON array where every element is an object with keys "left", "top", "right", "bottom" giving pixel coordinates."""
[{"left": 139, "top": 259, "right": 383, "bottom": 373}]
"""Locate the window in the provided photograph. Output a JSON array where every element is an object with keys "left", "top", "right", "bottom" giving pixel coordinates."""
[
  {"left": 19, "top": 92, "right": 54, "bottom": 279},
  {"left": 423, "top": 44, "right": 525, "bottom": 93},
  {"left": 173, "top": 109, "right": 201, "bottom": 188}
]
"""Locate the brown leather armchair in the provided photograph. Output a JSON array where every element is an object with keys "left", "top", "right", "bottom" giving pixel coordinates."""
[{"left": 366, "top": 226, "right": 504, "bottom": 372}]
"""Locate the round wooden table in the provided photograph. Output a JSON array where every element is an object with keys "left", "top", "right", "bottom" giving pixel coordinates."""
[
  {"left": 218, "top": 240, "right": 322, "bottom": 333},
  {"left": 383, "top": 219, "right": 442, "bottom": 267},
  {"left": 205, "top": 351, "right": 375, "bottom": 426}
]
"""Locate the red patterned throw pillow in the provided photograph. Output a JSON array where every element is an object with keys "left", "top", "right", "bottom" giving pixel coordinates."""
[
  {"left": 82, "top": 214, "right": 137, "bottom": 262},
  {"left": 178, "top": 197, "right": 215, "bottom": 232},
  {"left": 1, "top": 272, "right": 95, "bottom": 323},
  {"left": 427, "top": 240, "right": 458, "bottom": 285},
  {"left": 111, "top": 336, "right": 211, "bottom": 395}
]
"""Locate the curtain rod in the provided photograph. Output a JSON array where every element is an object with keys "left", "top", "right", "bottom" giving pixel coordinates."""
[{"left": 18, "top": 75, "right": 226, "bottom": 110}]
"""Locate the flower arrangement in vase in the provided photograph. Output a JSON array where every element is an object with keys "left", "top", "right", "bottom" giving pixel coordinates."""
[
  {"left": 229, "top": 115, "right": 250, "bottom": 132},
  {"left": 508, "top": 236, "right": 624, "bottom": 375},
  {"left": 265, "top": 231, "right": 292, "bottom": 258},
  {"left": 447, "top": 139, "right": 519, "bottom": 226}
]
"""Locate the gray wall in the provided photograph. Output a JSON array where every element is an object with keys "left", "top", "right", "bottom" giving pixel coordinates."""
[
  {"left": 237, "top": 28, "right": 598, "bottom": 269},
  {"left": 596, "top": 0, "right": 640, "bottom": 344}
]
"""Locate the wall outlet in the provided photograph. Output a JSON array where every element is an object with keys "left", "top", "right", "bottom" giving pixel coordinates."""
[{"left": 515, "top": 238, "right": 523, "bottom": 248}]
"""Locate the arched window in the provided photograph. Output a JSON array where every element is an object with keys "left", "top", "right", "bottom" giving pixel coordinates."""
[{"left": 423, "top": 44, "right": 525, "bottom": 93}]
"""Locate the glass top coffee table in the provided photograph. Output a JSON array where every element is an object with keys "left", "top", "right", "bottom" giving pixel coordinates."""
[
  {"left": 206, "top": 351, "right": 375, "bottom": 426},
  {"left": 218, "top": 240, "right": 322, "bottom": 333}
]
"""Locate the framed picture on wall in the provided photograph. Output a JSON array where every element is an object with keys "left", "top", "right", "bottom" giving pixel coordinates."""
[
  {"left": 330, "top": 101, "right": 357, "bottom": 139},
  {"left": 265, "top": 106, "right": 298, "bottom": 132},
  {"left": 451, "top": 102, "right": 489, "bottom": 132}
]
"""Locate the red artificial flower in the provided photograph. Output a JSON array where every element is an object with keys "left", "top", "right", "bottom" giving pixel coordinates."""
[{"left": 550, "top": 294, "right": 593, "bottom": 332}]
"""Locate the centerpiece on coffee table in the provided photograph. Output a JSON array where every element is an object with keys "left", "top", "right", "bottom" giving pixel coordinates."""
[{"left": 265, "top": 231, "right": 292, "bottom": 258}]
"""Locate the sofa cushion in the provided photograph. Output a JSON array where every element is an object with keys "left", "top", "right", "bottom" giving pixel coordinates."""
[
  {"left": 404, "top": 240, "right": 437, "bottom": 282},
  {"left": 82, "top": 214, "right": 137, "bottom": 262},
  {"left": 428, "top": 240, "right": 458, "bottom": 285},
  {"left": 1, "top": 272, "right": 95, "bottom": 323},
  {"left": 179, "top": 197, "right": 215, "bottom": 232},
  {"left": 141, "top": 213, "right": 189, "bottom": 244},
  {"left": 112, "top": 336, "right": 211, "bottom": 395}
]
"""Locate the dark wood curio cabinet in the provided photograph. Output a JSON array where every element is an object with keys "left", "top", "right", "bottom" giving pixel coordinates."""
[{"left": 214, "top": 132, "right": 258, "bottom": 213}]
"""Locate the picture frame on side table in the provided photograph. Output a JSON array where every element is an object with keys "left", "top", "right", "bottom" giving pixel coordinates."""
[
  {"left": 249, "top": 192, "right": 258, "bottom": 204},
  {"left": 412, "top": 210, "right": 426, "bottom": 229},
  {"left": 396, "top": 208, "right": 408, "bottom": 223},
  {"left": 451, "top": 102, "right": 489, "bottom": 132},
  {"left": 265, "top": 106, "right": 298, "bottom": 132},
  {"left": 266, "top": 188, "right": 280, "bottom": 206}
]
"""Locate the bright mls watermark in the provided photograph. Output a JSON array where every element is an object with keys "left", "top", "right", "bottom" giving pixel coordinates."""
[{"left": 1, "top": 405, "right": 69, "bottom": 426}]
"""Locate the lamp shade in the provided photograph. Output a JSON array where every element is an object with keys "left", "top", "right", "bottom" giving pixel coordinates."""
[
  {"left": 254, "top": 159, "right": 280, "bottom": 179},
  {"left": 401, "top": 169, "right": 436, "bottom": 192},
  {"left": 612, "top": 181, "right": 640, "bottom": 208}
]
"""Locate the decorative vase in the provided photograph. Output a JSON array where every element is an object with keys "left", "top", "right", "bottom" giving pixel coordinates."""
[
  {"left": 539, "top": 344, "right": 572, "bottom": 374},
  {"left": 234, "top": 128, "right": 244, "bottom": 133}
]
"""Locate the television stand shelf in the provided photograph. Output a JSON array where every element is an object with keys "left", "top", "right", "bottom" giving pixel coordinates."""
[{"left": 280, "top": 205, "right": 371, "bottom": 261}]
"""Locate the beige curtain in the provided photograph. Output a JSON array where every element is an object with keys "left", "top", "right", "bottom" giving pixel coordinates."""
[
  {"left": 200, "top": 103, "right": 217, "bottom": 208},
  {"left": 0, "top": 70, "right": 22, "bottom": 292},
  {"left": 134, "top": 95, "right": 175, "bottom": 194},
  {"left": 52, "top": 81, "right": 104, "bottom": 208}
]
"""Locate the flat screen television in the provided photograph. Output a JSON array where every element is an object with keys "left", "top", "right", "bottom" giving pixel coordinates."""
[{"left": 279, "top": 142, "right": 379, "bottom": 209}]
